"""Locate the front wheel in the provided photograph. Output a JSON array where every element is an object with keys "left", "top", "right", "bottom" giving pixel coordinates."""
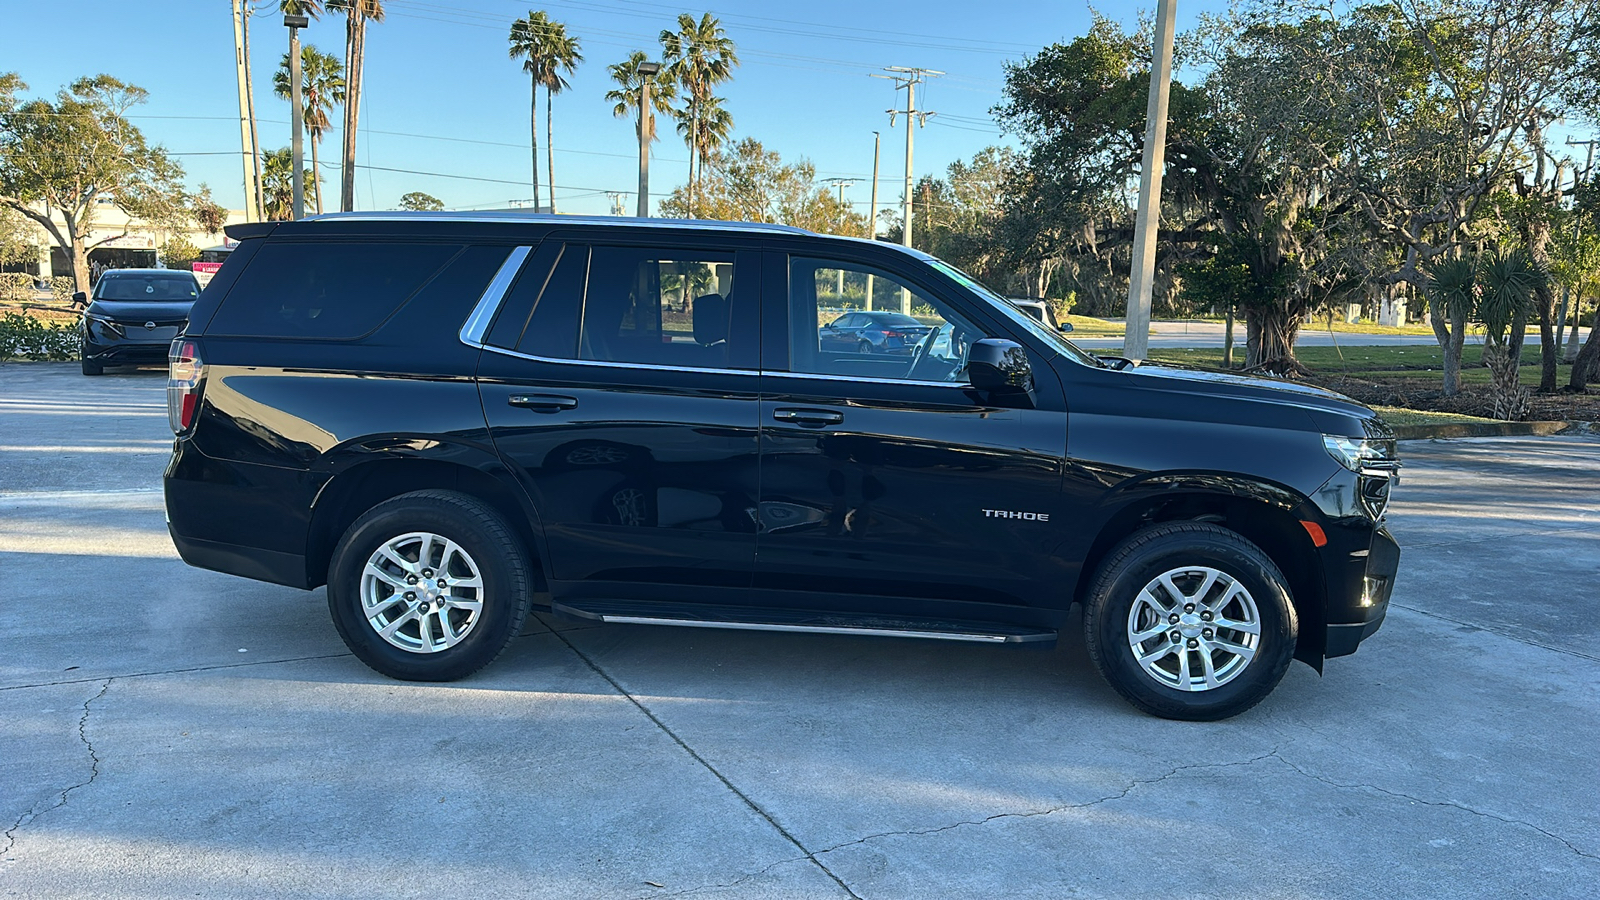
[
  {"left": 81, "top": 348, "right": 103, "bottom": 376},
  {"left": 1083, "top": 522, "right": 1296, "bottom": 721},
  {"left": 327, "top": 490, "right": 534, "bottom": 681}
]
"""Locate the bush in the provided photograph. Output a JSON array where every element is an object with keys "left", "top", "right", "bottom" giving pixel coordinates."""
[
  {"left": 162, "top": 235, "right": 201, "bottom": 270},
  {"left": 0, "top": 272, "right": 36, "bottom": 303},
  {"left": 0, "top": 311, "right": 79, "bottom": 361},
  {"left": 51, "top": 276, "right": 76, "bottom": 306}
]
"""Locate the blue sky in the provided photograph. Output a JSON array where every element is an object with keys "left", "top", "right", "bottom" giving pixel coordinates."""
[{"left": 8, "top": 0, "right": 1228, "bottom": 217}]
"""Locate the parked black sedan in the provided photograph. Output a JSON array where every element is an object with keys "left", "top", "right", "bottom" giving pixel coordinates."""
[
  {"left": 818, "top": 310, "right": 935, "bottom": 355},
  {"left": 79, "top": 269, "right": 201, "bottom": 375}
]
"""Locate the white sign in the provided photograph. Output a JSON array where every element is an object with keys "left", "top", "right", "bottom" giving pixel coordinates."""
[{"left": 97, "top": 234, "right": 155, "bottom": 250}]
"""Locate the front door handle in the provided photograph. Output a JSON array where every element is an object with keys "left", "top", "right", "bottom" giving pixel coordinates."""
[
  {"left": 508, "top": 394, "right": 578, "bottom": 412},
  {"left": 772, "top": 408, "right": 843, "bottom": 426}
]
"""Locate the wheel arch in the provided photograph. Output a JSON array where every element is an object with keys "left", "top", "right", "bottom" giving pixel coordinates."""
[
  {"left": 306, "top": 449, "right": 548, "bottom": 594},
  {"left": 1073, "top": 475, "right": 1328, "bottom": 668}
]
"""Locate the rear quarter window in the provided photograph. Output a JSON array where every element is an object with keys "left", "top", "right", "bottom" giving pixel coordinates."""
[{"left": 206, "top": 241, "right": 463, "bottom": 340}]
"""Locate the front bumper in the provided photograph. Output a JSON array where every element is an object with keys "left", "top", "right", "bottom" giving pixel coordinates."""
[
  {"left": 1323, "top": 524, "right": 1400, "bottom": 658},
  {"left": 83, "top": 333, "right": 178, "bottom": 364}
]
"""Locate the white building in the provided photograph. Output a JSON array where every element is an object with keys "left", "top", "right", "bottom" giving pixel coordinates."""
[{"left": 2, "top": 201, "right": 249, "bottom": 281}]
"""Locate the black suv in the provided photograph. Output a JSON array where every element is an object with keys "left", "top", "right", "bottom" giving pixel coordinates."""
[
  {"left": 79, "top": 268, "right": 202, "bottom": 375},
  {"left": 164, "top": 213, "right": 1399, "bottom": 720}
]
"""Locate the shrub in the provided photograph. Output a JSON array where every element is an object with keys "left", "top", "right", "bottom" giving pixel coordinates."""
[
  {"left": 0, "top": 272, "right": 36, "bottom": 304},
  {"left": 51, "top": 276, "right": 77, "bottom": 306},
  {"left": 0, "top": 311, "right": 79, "bottom": 361}
]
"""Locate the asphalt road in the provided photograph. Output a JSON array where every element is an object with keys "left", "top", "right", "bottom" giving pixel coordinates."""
[{"left": 3, "top": 363, "right": 1597, "bottom": 899}]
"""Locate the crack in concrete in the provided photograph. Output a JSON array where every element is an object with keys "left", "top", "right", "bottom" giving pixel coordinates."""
[
  {"left": 0, "top": 654, "right": 353, "bottom": 693},
  {"left": 1266, "top": 751, "right": 1600, "bottom": 863},
  {"left": 1, "top": 678, "right": 111, "bottom": 865},
  {"left": 629, "top": 854, "right": 812, "bottom": 900},
  {"left": 805, "top": 745, "right": 1597, "bottom": 868},
  {"left": 812, "top": 746, "right": 1284, "bottom": 857},
  {"left": 1389, "top": 603, "right": 1600, "bottom": 664},
  {"left": 545, "top": 629, "right": 860, "bottom": 900}
]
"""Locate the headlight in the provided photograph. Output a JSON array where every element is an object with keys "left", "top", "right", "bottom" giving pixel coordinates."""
[
  {"left": 84, "top": 313, "right": 123, "bottom": 336},
  {"left": 1323, "top": 435, "right": 1392, "bottom": 472}
]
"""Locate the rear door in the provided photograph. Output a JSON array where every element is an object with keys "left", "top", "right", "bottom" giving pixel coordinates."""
[
  {"left": 476, "top": 237, "right": 763, "bottom": 596},
  {"left": 754, "top": 250, "right": 1069, "bottom": 619}
]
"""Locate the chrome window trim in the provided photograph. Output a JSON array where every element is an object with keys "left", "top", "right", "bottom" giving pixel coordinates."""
[
  {"left": 458, "top": 245, "right": 531, "bottom": 347},
  {"left": 475, "top": 342, "right": 969, "bottom": 389}
]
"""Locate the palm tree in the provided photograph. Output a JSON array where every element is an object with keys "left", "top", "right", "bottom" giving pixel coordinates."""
[
  {"left": 273, "top": 45, "right": 345, "bottom": 214},
  {"left": 677, "top": 94, "right": 732, "bottom": 205},
  {"left": 606, "top": 51, "right": 677, "bottom": 144},
  {"left": 260, "top": 148, "right": 316, "bottom": 221},
  {"left": 509, "top": 11, "right": 582, "bottom": 214},
  {"left": 660, "top": 13, "right": 738, "bottom": 218},
  {"left": 329, "top": 0, "right": 384, "bottom": 212}
]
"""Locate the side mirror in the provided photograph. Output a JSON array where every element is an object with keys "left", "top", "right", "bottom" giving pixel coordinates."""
[
  {"left": 72, "top": 291, "right": 88, "bottom": 305},
  {"left": 1057, "top": 321, "right": 1074, "bottom": 333},
  {"left": 967, "top": 338, "right": 1033, "bottom": 395}
]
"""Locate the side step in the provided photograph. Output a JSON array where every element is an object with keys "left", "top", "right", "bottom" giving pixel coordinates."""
[{"left": 552, "top": 599, "right": 1057, "bottom": 644}]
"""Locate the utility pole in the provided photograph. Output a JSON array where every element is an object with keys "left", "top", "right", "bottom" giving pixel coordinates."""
[
  {"left": 872, "top": 67, "right": 940, "bottom": 313},
  {"left": 867, "top": 131, "right": 880, "bottom": 309},
  {"left": 231, "top": 0, "right": 260, "bottom": 222},
  {"left": 637, "top": 61, "right": 662, "bottom": 218},
  {"left": 868, "top": 131, "right": 881, "bottom": 240},
  {"left": 1567, "top": 136, "right": 1598, "bottom": 180},
  {"left": 606, "top": 191, "right": 628, "bottom": 217},
  {"left": 285, "top": 14, "right": 309, "bottom": 220},
  {"left": 1124, "top": 0, "right": 1177, "bottom": 362}
]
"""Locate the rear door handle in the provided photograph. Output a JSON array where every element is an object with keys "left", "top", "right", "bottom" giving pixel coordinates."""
[
  {"left": 772, "top": 408, "right": 843, "bottom": 426},
  {"left": 508, "top": 394, "right": 578, "bottom": 411}
]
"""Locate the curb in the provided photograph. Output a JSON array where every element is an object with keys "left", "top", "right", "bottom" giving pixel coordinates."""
[{"left": 1394, "top": 420, "right": 1600, "bottom": 440}]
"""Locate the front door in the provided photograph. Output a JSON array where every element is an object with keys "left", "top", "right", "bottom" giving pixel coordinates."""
[
  {"left": 754, "top": 251, "right": 1069, "bottom": 620},
  {"left": 477, "top": 239, "right": 763, "bottom": 595}
]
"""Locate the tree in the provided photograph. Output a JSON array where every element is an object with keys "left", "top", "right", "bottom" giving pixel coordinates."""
[
  {"left": 261, "top": 148, "right": 315, "bottom": 221},
  {"left": 676, "top": 94, "right": 733, "bottom": 203},
  {"left": 660, "top": 137, "right": 866, "bottom": 234},
  {"left": 606, "top": 51, "right": 677, "bottom": 144},
  {"left": 1, "top": 206, "right": 37, "bottom": 269},
  {"left": 0, "top": 74, "right": 195, "bottom": 292},
  {"left": 509, "top": 11, "right": 582, "bottom": 214},
  {"left": 330, "top": 0, "right": 384, "bottom": 212},
  {"left": 1246, "top": 0, "right": 1600, "bottom": 392},
  {"left": 161, "top": 234, "right": 201, "bottom": 270},
  {"left": 274, "top": 43, "right": 344, "bottom": 215},
  {"left": 398, "top": 191, "right": 443, "bottom": 211},
  {"left": 192, "top": 186, "right": 228, "bottom": 237},
  {"left": 661, "top": 13, "right": 738, "bottom": 218}
]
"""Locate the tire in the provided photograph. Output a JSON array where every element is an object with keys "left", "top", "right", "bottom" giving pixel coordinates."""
[
  {"left": 327, "top": 490, "right": 534, "bottom": 682},
  {"left": 81, "top": 355, "right": 103, "bottom": 376},
  {"left": 1083, "top": 522, "right": 1296, "bottom": 721},
  {"left": 857, "top": 340, "right": 873, "bottom": 354}
]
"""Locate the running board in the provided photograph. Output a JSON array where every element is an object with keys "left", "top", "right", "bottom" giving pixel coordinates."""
[{"left": 552, "top": 600, "right": 1057, "bottom": 644}]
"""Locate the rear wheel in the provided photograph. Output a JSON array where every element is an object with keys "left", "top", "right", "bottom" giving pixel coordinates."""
[
  {"left": 1083, "top": 522, "right": 1296, "bottom": 720},
  {"left": 327, "top": 490, "right": 533, "bottom": 681},
  {"left": 857, "top": 339, "right": 873, "bottom": 354}
]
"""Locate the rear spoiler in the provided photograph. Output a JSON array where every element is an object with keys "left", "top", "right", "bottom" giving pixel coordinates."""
[{"left": 222, "top": 221, "right": 278, "bottom": 241}]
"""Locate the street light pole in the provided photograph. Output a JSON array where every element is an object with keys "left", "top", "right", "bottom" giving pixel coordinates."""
[
  {"left": 637, "top": 61, "right": 661, "bottom": 218},
  {"left": 1123, "top": 0, "right": 1177, "bottom": 362},
  {"left": 285, "top": 14, "right": 309, "bottom": 220}
]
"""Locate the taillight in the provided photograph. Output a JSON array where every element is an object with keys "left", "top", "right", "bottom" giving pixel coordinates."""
[
  {"left": 883, "top": 330, "right": 906, "bottom": 339},
  {"left": 167, "top": 338, "right": 205, "bottom": 435}
]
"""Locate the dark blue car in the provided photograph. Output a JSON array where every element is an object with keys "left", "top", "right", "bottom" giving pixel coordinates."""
[{"left": 819, "top": 310, "right": 935, "bottom": 355}]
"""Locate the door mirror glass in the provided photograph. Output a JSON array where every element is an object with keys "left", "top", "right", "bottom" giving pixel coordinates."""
[
  {"left": 967, "top": 338, "right": 1033, "bottom": 394},
  {"left": 1057, "top": 321, "right": 1074, "bottom": 333}
]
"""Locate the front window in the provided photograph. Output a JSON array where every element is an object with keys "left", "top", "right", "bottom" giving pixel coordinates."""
[
  {"left": 789, "top": 257, "right": 981, "bottom": 384},
  {"left": 924, "top": 259, "right": 1100, "bottom": 368}
]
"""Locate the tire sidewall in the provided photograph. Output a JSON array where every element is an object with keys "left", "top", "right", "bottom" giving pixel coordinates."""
[
  {"left": 328, "top": 498, "right": 524, "bottom": 681},
  {"left": 1088, "top": 529, "right": 1296, "bottom": 720}
]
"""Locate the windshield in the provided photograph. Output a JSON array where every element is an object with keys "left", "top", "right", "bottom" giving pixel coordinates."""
[
  {"left": 925, "top": 259, "right": 1100, "bottom": 367},
  {"left": 96, "top": 273, "right": 200, "bottom": 301}
]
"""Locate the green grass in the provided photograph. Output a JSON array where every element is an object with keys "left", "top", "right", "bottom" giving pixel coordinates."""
[
  {"left": 1061, "top": 314, "right": 1124, "bottom": 335},
  {"left": 1127, "top": 344, "right": 1558, "bottom": 387},
  {"left": 1370, "top": 406, "right": 1497, "bottom": 426}
]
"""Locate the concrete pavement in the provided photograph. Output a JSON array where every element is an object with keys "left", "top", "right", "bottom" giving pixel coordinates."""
[{"left": 2, "top": 363, "right": 1597, "bottom": 898}]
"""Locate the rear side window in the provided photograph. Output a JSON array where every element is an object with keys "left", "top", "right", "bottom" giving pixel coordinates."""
[
  {"left": 207, "top": 241, "right": 461, "bottom": 339},
  {"left": 580, "top": 246, "right": 738, "bottom": 368}
]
